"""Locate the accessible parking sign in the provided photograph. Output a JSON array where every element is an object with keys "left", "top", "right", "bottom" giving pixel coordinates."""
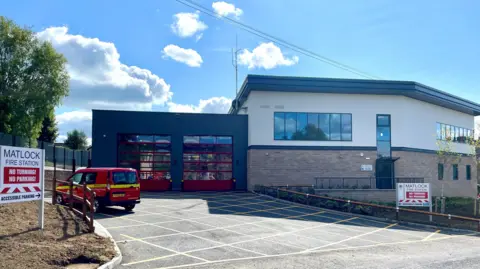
[{"left": 0, "top": 146, "right": 44, "bottom": 204}]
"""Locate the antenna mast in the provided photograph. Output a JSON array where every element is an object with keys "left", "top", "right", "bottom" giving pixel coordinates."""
[{"left": 232, "top": 34, "right": 241, "bottom": 111}]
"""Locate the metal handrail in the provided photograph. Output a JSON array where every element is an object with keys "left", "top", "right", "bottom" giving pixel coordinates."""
[
  {"left": 261, "top": 185, "right": 480, "bottom": 231},
  {"left": 314, "top": 177, "right": 424, "bottom": 189}
]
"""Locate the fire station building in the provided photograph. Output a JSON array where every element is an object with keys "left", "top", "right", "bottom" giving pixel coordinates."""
[{"left": 91, "top": 75, "right": 480, "bottom": 198}]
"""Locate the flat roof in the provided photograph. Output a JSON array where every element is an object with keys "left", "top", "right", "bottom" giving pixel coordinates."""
[{"left": 229, "top": 75, "right": 480, "bottom": 116}]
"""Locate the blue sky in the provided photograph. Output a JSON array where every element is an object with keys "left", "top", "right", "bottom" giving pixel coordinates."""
[{"left": 3, "top": 0, "right": 480, "bottom": 141}]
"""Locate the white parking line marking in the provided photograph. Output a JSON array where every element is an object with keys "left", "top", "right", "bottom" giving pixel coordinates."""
[
  {"left": 120, "top": 234, "right": 209, "bottom": 263},
  {"left": 422, "top": 229, "right": 441, "bottom": 241},
  {"left": 304, "top": 223, "right": 398, "bottom": 252},
  {"left": 99, "top": 213, "right": 269, "bottom": 259}
]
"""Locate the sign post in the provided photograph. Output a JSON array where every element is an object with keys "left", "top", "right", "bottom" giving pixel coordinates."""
[
  {"left": 397, "top": 183, "right": 432, "bottom": 222},
  {"left": 0, "top": 146, "right": 45, "bottom": 229}
]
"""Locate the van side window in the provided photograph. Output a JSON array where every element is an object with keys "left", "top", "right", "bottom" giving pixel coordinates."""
[
  {"left": 84, "top": 173, "right": 97, "bottom": 184},
  {"left": 113, "top": 172, "right": 137, "bottom": 184},
  {"left": 71, "top": 173, "right": 83, "bottom": 184}
]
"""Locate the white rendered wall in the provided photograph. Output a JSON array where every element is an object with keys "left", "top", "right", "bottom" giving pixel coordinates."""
[{"left": 243, "top": 91, "right": 474, "bottom": 154}]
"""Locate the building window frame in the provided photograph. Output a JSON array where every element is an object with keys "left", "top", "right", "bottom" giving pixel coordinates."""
[
  {"left": 452, "top": 164, "right": 459, "bottom": 180},
  {"left": 376, "top": 114, "right": 391, "bottom": 158},
  {"left": 273, "top": 112, "right": 353, "bottom": 141},
  {"left": 436, "top": 122, "right": 473, "bottom": 144},
  {"left": 438, "top": 163, "right": 444, "bottom": 180},
  {"left": 466, "top": 165, "right": 471, "bottom": 180}
]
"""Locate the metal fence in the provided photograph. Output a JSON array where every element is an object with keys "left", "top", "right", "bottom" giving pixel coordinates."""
[
  {"left": 314, "top": 177, "right": 425, "bottom": 189},
  {"left": 0, "top": 132, "right": 91, "bottom": 172},
  {"left": 256, "top": 185, "right": 480, "bottom": 231}
]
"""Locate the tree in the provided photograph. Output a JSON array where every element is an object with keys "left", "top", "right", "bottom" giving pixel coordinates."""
[
  {"left": 37, "top": 110, "right": 58, "bottom": 143},
  {"left": 0, "top": 16, "right": 69, "bottom": 143},
  {"left": 64, "top": 130, "right": 88, "bottom": 150}
]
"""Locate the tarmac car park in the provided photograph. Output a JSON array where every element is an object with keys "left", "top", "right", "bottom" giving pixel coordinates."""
[{"left": 95, "top": 192, "right": 480, "bottom": 269}]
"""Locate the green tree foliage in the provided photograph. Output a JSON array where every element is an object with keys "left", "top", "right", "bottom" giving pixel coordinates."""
[
  {"left": 0, "top": 16, "right": 69, "bottom": 142},
  {"left": 64, "top": 129, "right": 88, "bottom": 150},
  {"left": 37, "top": 109, "right": 58, "bottom": 143}
]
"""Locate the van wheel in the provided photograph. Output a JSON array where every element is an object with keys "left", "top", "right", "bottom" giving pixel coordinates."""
[
  {"left": 56, "top": 195, "right": 64, "bottom": 205},
  {"left": 93, "top": 199, "right": 103, "bottom": 213},
  {"left": 124, "top": 205, "right": 135, "bottom": 211}
]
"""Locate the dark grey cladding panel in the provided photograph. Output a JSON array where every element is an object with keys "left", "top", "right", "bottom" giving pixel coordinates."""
[{"left": 91, "top": 110, "right": 248, "bottom": 190}]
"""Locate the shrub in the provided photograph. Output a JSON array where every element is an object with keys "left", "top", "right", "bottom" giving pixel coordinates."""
[
  {"left": 253, "top": 185, "right": 264, "bottom": 192},
  {"left": 361, "top": 185, "right": 371, "bottom": 189}
]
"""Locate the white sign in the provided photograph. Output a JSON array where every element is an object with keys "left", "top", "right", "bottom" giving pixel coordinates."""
[
  {"left": 397, "top": 183, "right": 431, "bottom": 207},
  {"left": 360, "top": 164, "right": 373, "bottom": 171},
  {"left": 0, "top": 146, "right": 44, "bottom": 205}
]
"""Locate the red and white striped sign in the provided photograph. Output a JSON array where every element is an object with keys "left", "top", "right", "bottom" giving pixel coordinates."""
[{"left": 0, "top": 146, "right": 44, "bottom": 204}]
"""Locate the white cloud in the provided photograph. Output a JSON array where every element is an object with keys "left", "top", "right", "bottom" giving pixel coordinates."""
[
  {"left": 37, "top": 27, "right": 172, "bottom": 111},
  {"left": 162, "top": 45, "right": 203, "bottom": 67},
  {"left": 55, "top": 110, "right": 92, "bottom": 143},
  {"left": 212, "top": 1, "right": 243, "bottom": 18},
  {"left": 171, "top": 11, "right": 208, "bottom": 38},
  {"left": 168, "top": 97, "right": 232, "bottom": 113},
  {"left": 238, "top": 42, "right": 299, "bottom": 70}
]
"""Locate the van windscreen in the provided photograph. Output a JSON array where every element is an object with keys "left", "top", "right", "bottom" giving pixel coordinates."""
[{"left": 112, "top": 171, "right": 137, "bottom": 184}]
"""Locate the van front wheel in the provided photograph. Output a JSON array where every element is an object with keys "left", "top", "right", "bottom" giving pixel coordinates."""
[
  {"left": 93, "top": 199, "right": 103, "bottom": 213},
  {"left": 124, "top": 205, "right": 135, "bottom": 211}
]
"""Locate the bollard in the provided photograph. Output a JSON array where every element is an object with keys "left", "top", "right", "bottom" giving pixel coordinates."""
[{"left": 396, "top": 207, "right": 399, "bottom": 221}]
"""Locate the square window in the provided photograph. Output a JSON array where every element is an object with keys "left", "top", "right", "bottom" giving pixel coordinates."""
[
  {"left": 377, "top": 127, "right": 391, "bottom": 141},
  {"left": 377, "top": 115, "right": 390, "bottom": 126},
  {"left": 377, "top": 141, "right": 391, "bottom": 158}
]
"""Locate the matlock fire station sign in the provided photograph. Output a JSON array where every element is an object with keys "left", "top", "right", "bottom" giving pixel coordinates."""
[{"left": 0, "top": 146, "right": 44, "bottom": 204}]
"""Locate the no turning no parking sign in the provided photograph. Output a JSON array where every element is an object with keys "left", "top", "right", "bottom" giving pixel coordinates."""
[
  {"left": 0, "top": 145, "right": 44, "bottom": 204},
  {"left": 397, "top": 183, "right": 431, "bottom": 207}
]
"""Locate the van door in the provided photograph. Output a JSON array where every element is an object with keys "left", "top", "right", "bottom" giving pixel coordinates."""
[{"left": 110, "top": 171, "right": 140, "bottom": 202}]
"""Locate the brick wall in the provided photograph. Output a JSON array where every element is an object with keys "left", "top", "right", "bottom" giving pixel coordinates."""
[
  {"left": 393, "top": 151, "right": 477, "bottom": 198},
  {"left": 247, "top": 149, "right": 377, "bottom": 189},
  {"left": 248, "top": 149, "right": 477, "bottom": 198}
]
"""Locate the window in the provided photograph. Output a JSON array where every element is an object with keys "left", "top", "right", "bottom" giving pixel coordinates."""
[
  {"left": 341, "top": 114, "right": 352, "bottom": 141},
  {"left": 377, "top": 141, "right": 391, "bottom": 158},
  {"left": 376, "top": 115, "right": 391, "bottom": 158},
  {"left": 438, "top": 163, "right": 444, "bottom": 180},
  {"left": 274, "top": 113, "right": 286, "bottom": 140},
  {"left": 84, "top": 173, "right": 96, "bottom": 184},
  {"left": 117, "top": 134, "right": 172, "bottom": 180},
  {"left": 437, "top": 122, "right": 473, "bottom": 144},
  {"left": 70, "top": 173, "right": 83, "bottom": 184},
  {"left": 285, "top": 113, "right": 297, "bottom": 140},
  {"left": 274, "top": 112, "right": 352, "bottom": 141},
  {"left": 183, "top": 136, "right": 233, "bottom": 181},
  {"left": 466, "top": 165, "right": 471, "bottom": 180},
  {"left": 452, "top": 164, "right": 458, "bottom": 180},
  {"left": 113, "top": 171, "right": 137, "bottom": 184}
]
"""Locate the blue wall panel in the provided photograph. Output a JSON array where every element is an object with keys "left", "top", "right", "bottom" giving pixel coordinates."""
[{"left": 92, "top": 110, "right": 248, "bottom": 190}]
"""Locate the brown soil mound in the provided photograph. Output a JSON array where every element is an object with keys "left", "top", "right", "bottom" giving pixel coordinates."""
[{"left": 0, "top": 202, "right": 115, "bottom": 269}]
